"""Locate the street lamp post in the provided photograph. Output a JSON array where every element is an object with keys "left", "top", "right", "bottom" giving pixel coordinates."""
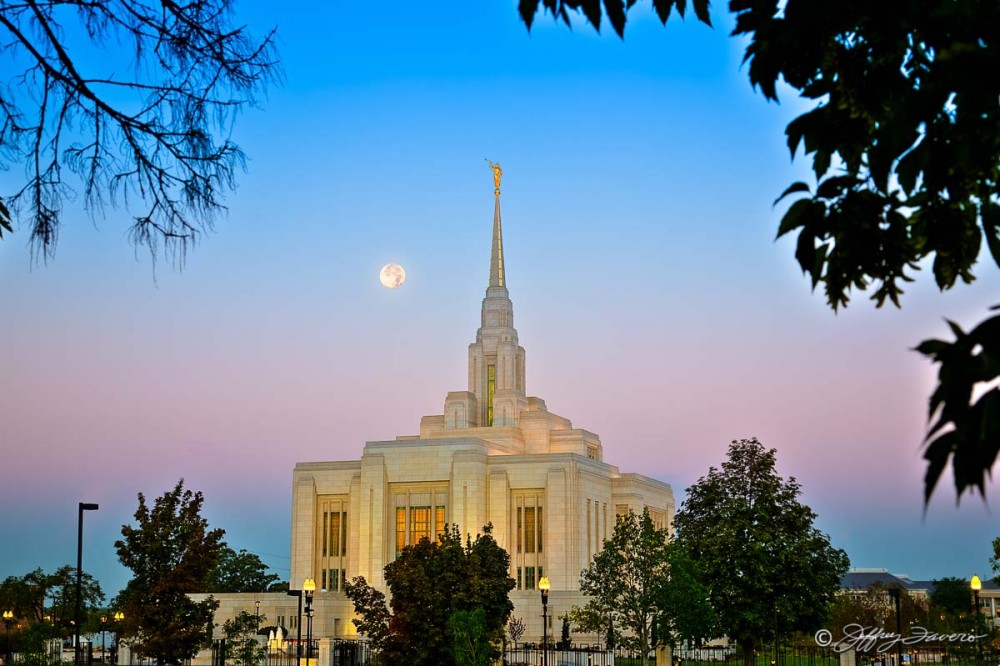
[
  {"left": 303, "top": 578, "right": 316, "bottom": 666},
  {"left": 972, "top": 575, "right": 982, "bottom": 666},
  {"left": 112, "top": 612, "right": 124, "bottom": 665},
  {"left": 100, "top": 616, "right": 107, "bottom": 663},
  {"left": 3, "top": 610, "right": 14, "bottom": 666},
  {"left": 539, "top": 577, "right": 551, "bottom": 666},
  {"left": 285, "top": 589, "right": 303, "bottom": 663},
  {"left": 255, "top": 600, "right": 260, "bottom": 633},
  {"left": 887, "top": 588, "right": 902, "bottom": 666},
  {"left": 75, "top": 502, "right": 99, "bottom": 666}
]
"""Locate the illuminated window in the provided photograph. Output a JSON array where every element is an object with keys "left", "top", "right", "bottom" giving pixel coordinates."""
[
  {"left": 516, "top": 507, "right": 522, "bottom": 553},
  {"left": 487, "top": 364, "right": 496, "bottom": 426},
  {"left": 525, "top": 507, "right": 536, "bottom": 553},
  {"left": 410, "top": 506, "right": 431, "bottom": 543},
  {"left": 435, "top": 505, "right": 446, "bottom": 540},
  {"left": 396, "top": 508, "right": 406, "bottom": 557},
  {"left": 392, "top": 486, "right": 449, "bottom": 559},
  {"left": 511, "top": 491, "right": 545, "bottom": 589},
  {"left": 315, "top": 496, "right": 348, "bottom": 591}
]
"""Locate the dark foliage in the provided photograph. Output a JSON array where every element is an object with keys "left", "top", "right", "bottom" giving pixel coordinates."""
[
  {"left": 0, "top": 0, "right": 279, "bottom": 264},
  {"left": 115, "top": 479, "right": 226, "bottom": 665},
  {"left": 517, "top": 0, "right": 1000, "bottom": 503},
  {"left": 674, "top": 439, "right": 850, "bottom": 666},
  {"left": 345, "top": 524, "right": 515, "bottom": 666}
]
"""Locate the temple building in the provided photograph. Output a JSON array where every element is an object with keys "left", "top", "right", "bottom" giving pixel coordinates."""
[{"left": 286, "top": 167, "right": 674, "bottom": 642}]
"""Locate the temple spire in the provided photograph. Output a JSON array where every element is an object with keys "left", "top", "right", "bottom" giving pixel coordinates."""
[
  {"left": 489, "top": 193, "right": 505, "bottom": 288},
  {"left": 485, "top": 159, "right": 506, "bottom": 289}
]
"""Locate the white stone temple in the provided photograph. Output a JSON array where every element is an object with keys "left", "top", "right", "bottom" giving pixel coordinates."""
[{"left": 286, "top": 170, "right": 674, "bottom": 642}]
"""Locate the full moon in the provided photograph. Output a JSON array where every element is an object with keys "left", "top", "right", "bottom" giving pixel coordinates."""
[{"left": 379, "top": 263, "right": 406, "bottom": 289}]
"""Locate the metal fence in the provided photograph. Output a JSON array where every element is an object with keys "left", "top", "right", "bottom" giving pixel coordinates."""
[
  {"left": 672, "top": 643, "right": 1000, "bottom": 666},
  {"left": 503, "top": 644, "right": 655, "bottom": 666}
]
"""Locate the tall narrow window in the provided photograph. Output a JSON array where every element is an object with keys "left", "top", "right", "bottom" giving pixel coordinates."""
[
  {"left": 435, "top": 505, "right": 446, "bottom": 541},
  {"left": 525, "top": 507, "right": 536, "bottom": 553},
  {"left": 538, "top": 507, "right": 543, "bottom": 553},
  {"left": 511, "top": 491, "right": 545, "bottom": 592},
  {"left": 396, "top": 507, "right": 406, "bottom": 558},
  {"left": 587, "top": 500, "right": 592, "bottom": 558},
  {"left": 322, "top": 512, "right": 328, "bottom": 557},
  {"left": 316, "top": 496, "right": 349, "bottom": 591},
  {"left": 516, "top": 506, "right": 522, "bottom": 553},
  {"left": 341, "top": 512, "right": 348, "bottom": 556},
  {"left": 330, "top": 512, "right": 341, "bottom": 559},
  {"left": 487, "top": 364, "right": 496, "bottom": 426},
  {"left": 410, "top": 505, "right": 431, "bottom": 543}
]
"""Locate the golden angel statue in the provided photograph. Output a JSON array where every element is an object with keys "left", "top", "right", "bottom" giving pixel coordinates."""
[{"left": 485, "top": 159, "right": 502, "bottom": 193}]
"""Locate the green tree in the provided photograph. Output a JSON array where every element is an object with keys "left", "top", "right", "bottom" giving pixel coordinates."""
[
  {"left": 0, "top": 0, "right": 279, "bottom": 263},
  {"left": 656, "top": 544, "right": 718, "bottom": 647},
  {"left": 0, "top": 567, "right": 104, "bottom": 640},
  {"left": 517, "top": 0, "right": 1000, "bottom": 504},
  {"left": 574, "top": 508, "right": 715, "bottom": 666},
  {"left": 557, "top": 614, "right": 572, "bottom": 650},
  {"left": 222, "top": 610, "right": 266, "bottom": 666},
  {"left": 932, "top": 577, "right": 976, "bottom": 625},
  {"left": 115, "top": 479, "right": 226, "bottom": 665},
  {"left": 830, "top": 584, "right": 928, "bottom": 644},
  {"left": 673, "top": 438, "right": 850, "bottom": 666},
  {"left": 342, "top": 577, "right": 392, "bottom": 653},
  {"left": 344, "top": 524, "right": 515, "bottom": 666},
  {"left": 990, "top": 537, "right": 1000, "bottom": 585},
  {"left": 505, "top": 616, "right": 526, "bottom": 647},
  {"left": 448, "top": 608, "right": 491, "bottom": 666},
  {"left": 567, "top": 604, "right": 612, "bottom": 649},
  {"left": 206, "top": 548, "right": 280, "bottom": 593}
]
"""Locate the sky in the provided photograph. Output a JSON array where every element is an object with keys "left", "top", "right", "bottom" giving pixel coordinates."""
[{"left": 2, "top": 0, "right": 999, "bottom": 599}]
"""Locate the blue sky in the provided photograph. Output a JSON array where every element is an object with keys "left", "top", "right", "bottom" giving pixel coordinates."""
[{"left": 1, "top": 0, "right": 998, "bottom": 596}]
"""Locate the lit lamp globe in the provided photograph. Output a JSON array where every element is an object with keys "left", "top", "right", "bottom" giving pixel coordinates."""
[{"left": 972, "top": 575, "right": 982, "bottom": 592}]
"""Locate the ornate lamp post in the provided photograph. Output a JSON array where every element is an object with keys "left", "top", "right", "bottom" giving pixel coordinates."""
[
  {"left": 887, "top": 588, "right": 902, "bottom": 666},
  {"left": 112, "top": 612, "right": 124, "bottom": 665},
  {"left": 254, "top": 600, "right": 261, "bottom": 633},
  {"left": 303, "top": 578, "right": 316, "bottom": 665},
  {"left": 539, "top": 576, "right": 551, "bottom": 666},
  {"left": 75, "top": 502, "right": 99, "bottom": 666},
  {"left": 100, "top": 615, "right": 107, "bottom": 663},
  {"left": 3, "top": 610, "right": 14, "bottom": 665},
  {"left": 972, "top": 575, "right": 982, "bottom": 666},
  {"left": 285, "top": 587, "right": 304, "bottom": 663}
]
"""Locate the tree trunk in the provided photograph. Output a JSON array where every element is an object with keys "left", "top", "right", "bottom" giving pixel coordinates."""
[{"left": 741, "top": 640, "right": 756, "bottom": 666}]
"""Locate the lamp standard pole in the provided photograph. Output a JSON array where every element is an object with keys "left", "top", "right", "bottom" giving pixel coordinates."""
[
  {"left": 255, "top": 600, "right": 260, "bottom": 633},
  {"left": 539, "top": 577, "right": 551, "bottom": 666},
  {"left": 285, "top": 590, "right": 303, "bottom": 664},
  {"left": 887, "top": 588, "right": 902, "bottom": 666},
  {"left": 972, "top": 576, "right": 983, "bottom": 666},
  {"left": 303, "top": 578, "right": 316, "bottom": 666},
  {"left": 76, "top": 502, "right": 99, "bottom": 666},
  {"left": 3, "top": 610, "right": 14, "bottom": 665},
  {"left": 100, "top": 616, "right": 107, "bottom": 663},
  {"left": 112, "top": 612, "right": 124, "bottom": 666}
]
